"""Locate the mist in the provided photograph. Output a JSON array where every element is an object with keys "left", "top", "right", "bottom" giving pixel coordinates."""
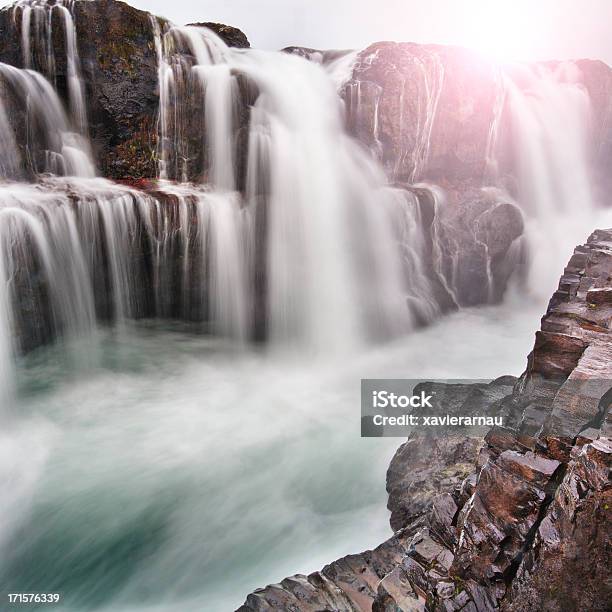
[{"left": 128, "top": 0, "right": 612, "bottom": 64}]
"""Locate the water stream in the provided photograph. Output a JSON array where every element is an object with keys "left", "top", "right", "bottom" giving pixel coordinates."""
[{"left": 0, "top": 7, "right": 610, "bottom": 611}]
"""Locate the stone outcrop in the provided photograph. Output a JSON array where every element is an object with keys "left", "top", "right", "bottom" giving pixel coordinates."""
[
  {"left": 341, "top": 43, "right": 612, "bottom": 195},
  {"left": 386, "top": 378, "right": 517, "bottom": 532},
  {"left": 187, "top": 22, "right": 250, "bottom": 49},
  {"left": 394, "top": 187, "right": 524, "bottom": 310},
  {"left": 502, "top": 437, "right": 611, "bottom": 611},
  {"left": 420, "top": 191, "right": 524, "bottom": 307},
  {"left": 343, "top": 43, "right": 500, "bottom": 185},
  {"left": 240, "top": 230, "right": 612, "bottom": 611},
  {"left": 0, "top": 0, "right": 251, "bottom": 179},
  {"left": 516, "top": 228, "right": 612, "bottom": 440}
]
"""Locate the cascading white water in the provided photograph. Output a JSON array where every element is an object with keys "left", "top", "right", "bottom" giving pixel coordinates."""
[
  {"left": 140, "top": 183, "right": 251, "bottom": 339},
  {"left": 0, "top": 182, "right": 127, "bottom": 316},
  {"left": 507, "top": 63, "right": 593, "bottom": 218},
  {"left": 323, "top": 50, "right": 359, "bottom": 91},
  {"left": 153, "top": 24, "right": 421, "bottom": 351},
  {"left": 0, "top": 50, "right": 96, "bottom": 394},
  {"left": 383, "top": 187, "right": 442, "bottom": 321},
  {"left": 1, "top": 24, "right": 597, "bottom": 364},
  {"left": 498, "top": 61, "right": 612, "bottom": 298},
  {"left": 1, "top": 8, "right": 611, "bottom": 612},
  {"left": 14, "top": 0, "right": 90, "bottom": 136},
  {"left": 0, "top": 62, "right": 94, "bottom": 177},
  {"left": 200, "top": 64, "right": 238, "bottom": 190},
  {"left": 242, "top": 50, "right": 412, "bottom": 349},
  {"left": 0, "top": 177, "right": 174, "bottom": 400}
]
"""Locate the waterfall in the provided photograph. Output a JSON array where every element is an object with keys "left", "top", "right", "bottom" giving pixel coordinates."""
[
  {"left": 0, "top": 62, "right": 94, "bottom": 177},
  {"left": 506, "top": 63, "right": 594, "bottom": 218},
  {"left": 497, "top": 62, "right": 608, "bottom": 298},
  {"left": 55, "top": 2, "right": 88, "bottom": 134},
  {"left": 0, "top": 178, "right": 159, "bottom": 395},
  {"left": 1, "top": 9, "right": 607, "bottom": 372},
  {"left": 152, "top": 23, "right": 418, "bottom": 351},
  {"left": 383, "top": 188, "right": 441, "bottom": 323},
  {"left": 140, "top": 183, "right": 250, "bottom": 339},
  {"left": 0, "top": 9, "right": 610, "bottom": 609},
  {"left": 13, "top": 0, "right": 90, "bottom": 136},
  {"left": 409, "top": 54, "right": 445, "bottom": 183}
]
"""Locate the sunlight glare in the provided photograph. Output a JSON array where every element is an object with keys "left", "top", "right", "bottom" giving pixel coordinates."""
[{"left": 461, "top": 0, "right": 537, "bottom": 61}]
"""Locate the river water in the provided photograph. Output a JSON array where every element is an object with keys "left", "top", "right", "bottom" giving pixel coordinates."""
[{"left": 1, "top": 296, "right": 546, "bottom": 611}]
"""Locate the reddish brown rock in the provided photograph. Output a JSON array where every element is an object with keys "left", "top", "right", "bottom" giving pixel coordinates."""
[
  {"left": 240, "top": 230, "right": 612, "bottom": 612},
  {"left": 587, "top": 287, "right": 612, "bottom": 305},
  {"left": 502, "top": 439, "right": 612, "bottom": 612}
]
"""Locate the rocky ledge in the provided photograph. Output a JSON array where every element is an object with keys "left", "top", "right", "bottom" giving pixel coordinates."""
[
  {"left": 0, "top": 0, "right": 250, "bottom": 179},
  {"left": 342, "top": 42, "right": 612, "bottom": 197},
  {"left": 239, "top": 229, "right": 612, "bottom": 611}
]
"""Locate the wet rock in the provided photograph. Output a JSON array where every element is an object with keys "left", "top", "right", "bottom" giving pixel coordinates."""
[
  {"left": 386, "top": 435, "right": 481, "bottom": 532},
  {"left": 373, "top": 567, "right": 427, "bottom": 612},
  {"left": 386, "top": 377, "right": 516, "bottom": 531},
  {"left": 514, "top": 229, "right": 612, "bottom": 438},
  {"left": 502, "top": 439, "right": 612, "bottom": 612},
  {"left": 342, "top": 43, "right": 612, "bottom": 197},
  {"left": 343, "top": 43, "right": 499, "bottom": 184},
  {"left": 587, "top": 287, "right": 612, "bottom": 305},
  {"left": 452, "top": 448, "right": 561, "bottom": 582},
  {"left": 431, "top": 196, "right": 525, "bottom": 306},
  {"left": 282, "top": 46, "right": 321, "bottom": 59},
  {"left": 238, "top": 529, "right": 415, "bottom": 611},
  {"left": 528, "top": 331, "right": 589, "bottom": 379},
  {"left": 186, "top": 22, "right": 250, "bottom": 48},
  {"left": 241, "top": 231, "right": 612, "bottom": 611},
  {"left": 0, "top": 0, "right": 251, "bottom": 179},
  {"left": 430, "top": 493, "right": 458, "bottom": 548}
]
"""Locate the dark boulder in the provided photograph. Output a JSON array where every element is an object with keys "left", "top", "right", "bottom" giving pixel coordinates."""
[
  {"left": 0, "top": 0, "right": 251, "bottom": 179},
  {"left": 186, "top": 22, "right": 250, "bottom": 48}
]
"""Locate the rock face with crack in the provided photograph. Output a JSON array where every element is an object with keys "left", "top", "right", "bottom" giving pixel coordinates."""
[{"left": 239, "top": 230, "right": 612, "bottom": 611}]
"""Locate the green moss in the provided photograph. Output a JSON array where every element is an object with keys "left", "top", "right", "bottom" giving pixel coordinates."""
[{"left": 106, "top": 115, "right": 158, "bottom": 180}]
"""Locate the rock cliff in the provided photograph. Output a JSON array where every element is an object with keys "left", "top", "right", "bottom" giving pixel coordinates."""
[
  {"left": 2, "top": 1, "right": 611, "bottom": 193},
  {"left": 342, "top": 43, "right": 612, "bottom": 195},
  {"left": 2, "top": 1, "right": 609, "bottom": 316},
  {"left": 0, "top": 0, "right": 251, "bottom": 179},
  {"left": 239, "top": 229, "right": 612, "bottom": 611}
]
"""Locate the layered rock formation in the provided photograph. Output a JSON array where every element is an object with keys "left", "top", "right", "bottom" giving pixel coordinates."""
[
  {"left": 2, "top": 2, "right": 610, "bottom": 192},
  {"left": 344, "top": 43, "right": 499, "bottom": 185},
  {"left": 5, "top": 1, "right": 611, "bottom": 316},
  {"left": 0, "top": 0, "right": 251, "bottom": 179},
  {"left": 342, "top": 43, "right": 612, "bottom": 193},
  {"left": 240, "top": 229, "right": 612, "bottom": 611}
]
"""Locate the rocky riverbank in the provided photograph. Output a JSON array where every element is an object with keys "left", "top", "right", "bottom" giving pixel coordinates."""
[{"left": 240, "top": 228, "right": 612, "bottom": 611}]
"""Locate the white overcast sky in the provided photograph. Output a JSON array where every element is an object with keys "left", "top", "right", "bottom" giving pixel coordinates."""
[{"left": 127, "top": 0, "right": 612, "bottom": 64}]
